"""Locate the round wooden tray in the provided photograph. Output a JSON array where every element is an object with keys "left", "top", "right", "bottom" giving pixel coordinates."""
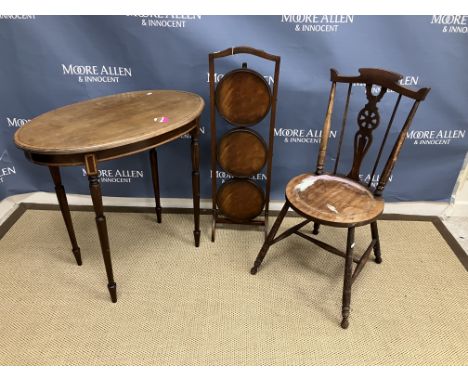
[
  {"left": 215, "top": 68, "right": 271, "bottom": 127},
  {"left": 216, "top": 179, "right": 265, "bottom": 222},
  {"left": 217, "top": 128, "right": 267, "bottom": 177}
]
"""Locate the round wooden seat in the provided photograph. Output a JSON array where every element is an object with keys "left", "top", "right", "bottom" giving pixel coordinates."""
[{"left": 285, "top": 173, "right": 384, "bottom": 227}]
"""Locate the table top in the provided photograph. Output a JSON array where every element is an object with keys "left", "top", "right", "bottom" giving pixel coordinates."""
[{"left": 14, "top": 90, "right": 204, "bottom": 155}]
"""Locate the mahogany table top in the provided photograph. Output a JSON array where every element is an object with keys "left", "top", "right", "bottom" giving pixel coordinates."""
[{"left": 15, "top": 90, "right": 204, "bottom": 155}]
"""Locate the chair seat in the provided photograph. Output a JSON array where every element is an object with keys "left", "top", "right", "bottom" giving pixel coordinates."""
[{"left": 285, "top": 173, "right": 384, "bottom": 227}]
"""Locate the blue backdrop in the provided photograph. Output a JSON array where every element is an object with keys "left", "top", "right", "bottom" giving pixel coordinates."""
[{"left": 1, "top": 15, "right": 467, "bottom": 202}]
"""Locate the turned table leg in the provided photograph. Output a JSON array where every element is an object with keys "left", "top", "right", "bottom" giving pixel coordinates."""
[
  {"left": 190, "top": 121, "right": 201, "bottom": 247},
  {"left": 85, "top": 155, "right": 117, "bottom": 303},
  {"left": 149, "top": 148, "right": 162, "bottom": 223},
  {"left": 49, "top": 166, "right": 82, "bottom": 265}
]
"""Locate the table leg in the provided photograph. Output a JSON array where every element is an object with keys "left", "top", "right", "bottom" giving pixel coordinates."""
[
  {"left": 190, "top": 121, "right": 201, "bottom": 247},
  {"left": 149, "top": 148, "right": 162, "bottom": 223},
  {"left": 49, "top": 166, "right": 82, "bottom": 266},
  {"left": 88, "top": 172, "right": 117, "bottom": 303}
]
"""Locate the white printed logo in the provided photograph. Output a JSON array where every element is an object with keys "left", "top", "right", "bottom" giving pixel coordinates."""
[
  {"left": 207, "top": 72, "right": 275, "bottom": 86},
  {"left": 62, "top": 64, "right": 132, "bottom": 83},
  {"left": 0, "top": 150, "right": 16, "bottom": 184},
  {"left": 0, "top": 15, "right": 35, "bottom": 20},
  {"left": 407, "top": 129, "right": 466, "bottom": 145},
  {"left": 130, "top": 15, "right": 202, "bottom": 28},
  {"left": 210, "top": 170, "right": 266, "bottom": 184},
  {"left": 354, "top": 75, "right": 420, "bottom": 94},
  {"left": 359, "top": 173, "right": 393, "bottom": 188},
  {"left": 281, "top": 15, "right": 354, "bottom": 33},
  {"left": 275, "top": 128, "right": 337, "bottom": 144},
  {"left": 82, "top": 168, "right": 144, "bottom": 183},
  {"left": 180, "top": 125, "right": 206, "bottom": 139},
  {"left": 6, "top": 117, "right": 31, "bottom": 128},
  {"left": 431, "top": 15, "right": 468, "bottom": 34}
]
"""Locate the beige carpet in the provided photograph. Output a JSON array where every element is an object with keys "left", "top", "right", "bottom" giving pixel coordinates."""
[{"left": 0, "top": 209, "right": 467, "bottom": 366}]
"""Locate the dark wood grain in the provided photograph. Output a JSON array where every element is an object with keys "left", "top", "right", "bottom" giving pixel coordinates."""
[
  {"left": 149, "top": 148, "right": 162, "bottom": 223},
  {"left": 191, "top": 120, "right": 201, "bottom": 247},
  {"left": 331, "top": 68, "right": 430, "bottom": 101},
  {"left": 216, "top": 179, "right": 265, "bottom": 223},
  {"left": 49, "top": 166, "right": 82, "bottom": 266},
  {"left": 209, "top": 46, "right": 281, "bottom": 239},
  {"left": 14, "top": 90, "right": 204, "bottom": 302},
  {"left": 252, "top": 67, "right": 430, "bottom": 329},
  {"left": 286, "top": 173, "right": 384, "bottom": 227},
  {"left": 375, "top": 100, "right": 421, "bottom": 196},
  {"left": 251, "top": 201, "right": 290, "bottom": 275},
  {"left": 88, "top": 173, "right": 117, "bottom": 303},
  {"left": 209, "top": 52, "right": 218, "bottom": 240},
  {"left": 371, "top": 221, "right": 382, "bottom": 263},
  {"left": 24, "top": 120, "right": 198, "bottom": 167},
  {"left": 15, "top": 90, "right": 204, "bottom": 155},
  {"left": 210, "top": 46, "right": 280, "bottom": 62},
  {"left": 341, "top": 227, "right": 355, "bottom": 329},
  {"left": 215, "top": 69, "right": 271, "bottom": 127},
  {"left": 218, "top": 128, "right": 267, "bottom": 177},
  {"left": 347, "top": 83, "right": 387, "bottom": 181},
  {"left": 316, "top": 82, "right": 336, "bottom": 175}
]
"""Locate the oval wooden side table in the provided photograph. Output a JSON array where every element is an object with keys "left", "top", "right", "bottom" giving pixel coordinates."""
[{"left": 14, "top": 90, "right": 205, "bottom": 303}]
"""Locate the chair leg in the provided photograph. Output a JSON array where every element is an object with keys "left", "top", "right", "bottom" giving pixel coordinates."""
[
  {"left": 312, "top": 222, "right": 320, "bottom": 235},
  {"left": 370, "top": 221, "right": 382, "bottom": 264},
  {"left": 341, "top": 226, "right": 355, "bottom": 329},
  {"left": 250, "top": 201, "right": 289, "bottom": 275}
]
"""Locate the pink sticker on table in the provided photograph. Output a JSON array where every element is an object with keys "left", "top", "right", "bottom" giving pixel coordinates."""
[{"left": 153, "top": 116, "right": 169, "bottom": 123}]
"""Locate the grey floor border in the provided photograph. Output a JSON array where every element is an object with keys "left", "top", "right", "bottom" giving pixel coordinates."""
[
  {"left": 0, "top": 204, "right": 27, "bottom": 241},
  {"left": 379, "top": 213, "right": 468, "bottom": 271},
  {"left": 1, "top": 202, "right": 467, "bottom": 272}
]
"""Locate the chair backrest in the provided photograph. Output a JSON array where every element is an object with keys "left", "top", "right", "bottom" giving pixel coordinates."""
[{"left": 316, "top": 68, "right": 430, "bottom": 196}]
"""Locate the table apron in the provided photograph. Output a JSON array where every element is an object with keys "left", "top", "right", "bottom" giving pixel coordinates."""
[{"left": 23, "top": 120, "right": 199, "bottom": 167}]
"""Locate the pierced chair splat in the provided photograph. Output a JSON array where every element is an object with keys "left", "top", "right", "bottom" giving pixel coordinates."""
[{"left": 250, "top": 68, "right": 430, "bottom": 329}]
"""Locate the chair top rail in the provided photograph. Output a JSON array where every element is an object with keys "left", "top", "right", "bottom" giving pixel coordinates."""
[{"left": 330, "top": 68, "right": 430, "bottom": 101}]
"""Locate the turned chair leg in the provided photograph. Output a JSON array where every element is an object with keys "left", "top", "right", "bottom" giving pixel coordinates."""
[
  {"left": 341, "top": 226, "right": 355, "bottom": 329},
  {"left": 251, "top": 202, "right": 289, "bottom": 275},
  {"left": 370, "top": 221, "right": 382, "bottom": 264},
  {"left": 312, "top": 222, "right": 320, "bottom": 235}
]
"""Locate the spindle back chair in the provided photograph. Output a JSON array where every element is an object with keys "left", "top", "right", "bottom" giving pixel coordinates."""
[{"left": 250, "top": 68, "right": 430, "bottom": 329}]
